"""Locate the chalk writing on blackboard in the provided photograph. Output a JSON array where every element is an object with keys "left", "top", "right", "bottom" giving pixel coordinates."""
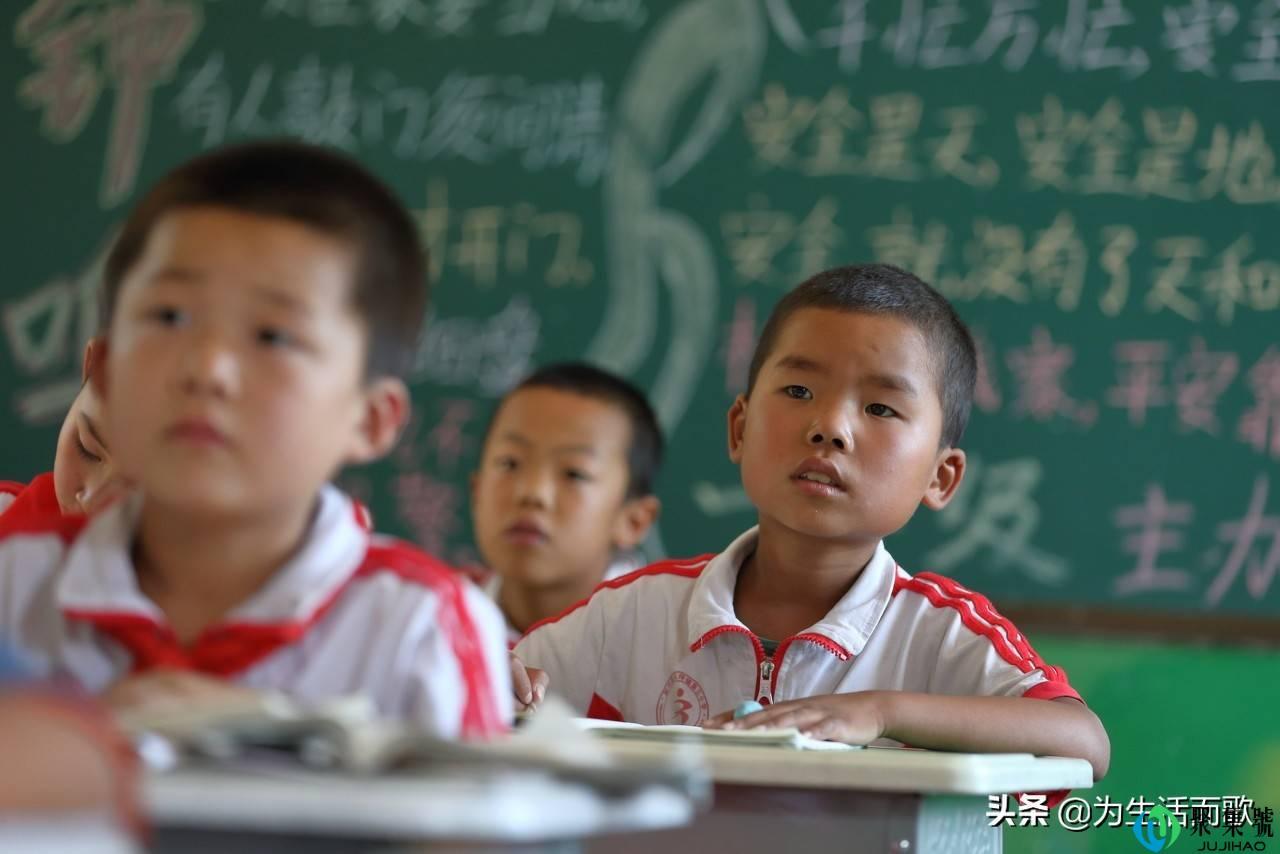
[
  {"left": 496, "top": 0, "right": 647, "bottom": 35},
  {"left": 408, "top": 296, "right": 540, "bottom": 396},
  {"left": 16, "top": 0, "right": 202, "bottom": 206},
  {"left": 4, "top": 233, "right": 112, "bottom": 425},
  {"left": 1005, "top": 327, "right": 1100, "bottom": 427},
  {"left": 720, "top": 295, "right": 759, "bottom": 396},
  {"left": 972, "top": 331, "right": 1279, "bottom": 462},
  {"left": 927, "top": 454, "right": 1069, "bottom": 586},
  {"left": 690, "top": 481, "right": 753, "bottom": 517},
  {"left": 1113, "top": 475, "right": 1278, "bottom": 606},
  {"left": 741, "top": 86, "right": 1280, "bottom": 204},
  {"left": 761, "top": 1, "right": 1274, "bottom": 82},
  {"left": 173, "top": 57, "right": 609, "bottom": 183},
  {"left": 721, "top": 194, "right": 842, "bottom": 286},
  {"left": 590, "top": 0, "right": 764, "bottom": 433},
  {"left": 412, "top": 181, "right": 593, "bottom": 287},
  {"left": 263, "top": 0, "right": 482, "bottom": 35},
  {"left": 862, "top": 207, "right": 1280, "bottom": 322},
  {"left": 260, "top": 0, "right": 647, "bottom": 36}
]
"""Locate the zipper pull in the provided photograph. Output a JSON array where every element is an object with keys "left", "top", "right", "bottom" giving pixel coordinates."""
[{"left": 757, "top": 658, "right": 774, "bottom": 704}]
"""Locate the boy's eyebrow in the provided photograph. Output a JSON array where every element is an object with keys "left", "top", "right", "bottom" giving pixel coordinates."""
[
  {"left": 150, "top": 268, "right": 308, "bottom": 314},
  {"left": 151, "top": 265, "right": 205, "bottom": 284},
  {"left": 773, "top": 354, "right": 828, "bottom": 374},
  {"left": 497, "top": 431, "right": 598, "bottom": 455},
  {"left": 774, "top": 353, "right": 920, "bottom": 397},
  {"left": 866, "top": 372, "right": 920, "bottom": 397},
  {"left": 253, "top": 285, "right": 311, "bottom": 314},
  {"left": 79, "top": 413, "right": 108, "bottom": 451}
]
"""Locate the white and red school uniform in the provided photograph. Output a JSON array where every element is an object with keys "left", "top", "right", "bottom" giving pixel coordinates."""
[
  {"left": 0, "top": 472, "right": 56, "bottom": 516},
  {"left": 0, "top": 482, "right": 512, "bottom": 739},
  {"left": 515, "top": 527, "right": 1081, "bottom": 733},
  {"left": 481, "top": 552, "right": 647, "bottom": 647}
]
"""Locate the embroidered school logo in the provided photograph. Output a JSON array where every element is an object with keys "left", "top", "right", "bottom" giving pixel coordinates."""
[
  {"left": 656, "top": 671, "right": 709, "bottom": 725},
  {"left": 1135, "top": 805, "right": 1182, "bottom": 851}
]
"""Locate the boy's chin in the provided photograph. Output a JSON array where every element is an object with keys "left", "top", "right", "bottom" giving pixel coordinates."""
[
  {"left": 762, "top": 510, "right": 883, "bottom": 544},
  {"left": 135, "top": 476, "right": 265, "bottom": 519},
  {"left": 498, "top": 562, "right": 592, "bottom": 590}
]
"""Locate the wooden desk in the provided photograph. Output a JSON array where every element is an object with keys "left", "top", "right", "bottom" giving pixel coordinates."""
[{"left": 585, "top": 742, "right": 1094, "bottom": 854}]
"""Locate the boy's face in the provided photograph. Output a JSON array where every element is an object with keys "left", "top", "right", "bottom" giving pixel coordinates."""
[
  {"left": 96, "top": 206, "right": 404, "bottom": 520},
  {"left": 729, "top": 308, "right": 964, "bottom": 546},
  {"left": 471, "top": 387, "right": 651, "bottom": 590},
  {"left": 53, "top": 340, "right": 129, "bottom": 515}
]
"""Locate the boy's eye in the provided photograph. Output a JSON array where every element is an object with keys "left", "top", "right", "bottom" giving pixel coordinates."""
[
  {"left": 257, "top": 327, "right": 295, "bottom": 348},
  {"left": 866, "top": 403, "right": 897, "bottom": 418},
  {"left": 74, "top": 435, "right": 103, "bottom": 464},
  {"left": 783, "top": 385, "right": 812, "bottom": 400},
  {"left": 565, "top": 468, "right": 592, "bottom": 482},
  {"left": 494, "top": 456, "right": 518, "bottom": 472},
  {"left": 147, "top": 306, "right": 186, "bottom": 326}
]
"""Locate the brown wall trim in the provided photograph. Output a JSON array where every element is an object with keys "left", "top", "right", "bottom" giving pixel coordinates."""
[{"left": 999, "top": 604, "right": 1280, "bottom": 648}]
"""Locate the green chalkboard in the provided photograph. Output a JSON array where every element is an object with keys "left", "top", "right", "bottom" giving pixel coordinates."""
[{"left": 4, "top": 0, "right": 1278, "bottom": 624}]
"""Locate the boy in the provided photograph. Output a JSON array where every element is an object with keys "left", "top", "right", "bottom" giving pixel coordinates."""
[
  {"left": 1, "top": 339, "right": 128, "bottom": 517},
  {"left": 0, "top": 140, "right": 511, "bottom": 738},
  {"left": 471, "top": 363, "right": 662, "bottom": 642},
  {"left": 514, "top": 264, "right": 1109, "bottom": 779}
]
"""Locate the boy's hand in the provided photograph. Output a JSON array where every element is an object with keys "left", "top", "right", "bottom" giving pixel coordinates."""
[
  {"left": 704, "top": 691, "right": 888, "bottom": 745},
  {"left": 103, "top": 669, "right": 255, "bottom": 715},
  {"left": 509, "top": 652, "right": 547, "bottom": 712}
]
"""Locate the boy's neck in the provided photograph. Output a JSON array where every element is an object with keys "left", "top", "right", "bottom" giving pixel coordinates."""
[
  {"left": 733, "top": 519, "right": 880, "bottom": 643},
  {"left": 131, "top": 498, "right": 318, "bottom": 645},
  {"left": 497, "top": 573, "right": 602, "bottom": 635}
]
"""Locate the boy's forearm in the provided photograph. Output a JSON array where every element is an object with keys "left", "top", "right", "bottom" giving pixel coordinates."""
[{"left": 874, "top": 691, "right": 1111, "bottom": 780}]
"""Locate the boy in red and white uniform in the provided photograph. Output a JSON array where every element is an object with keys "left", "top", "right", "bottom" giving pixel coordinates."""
[
  {"left": 515, "top": 265, "right": 1109, "bottom": 780},
  {"left": 470, "top": 362, "right": 663, "bottom": 645},
  {"left": 0, "top": 141, "right": 510, "bottom": 738}
]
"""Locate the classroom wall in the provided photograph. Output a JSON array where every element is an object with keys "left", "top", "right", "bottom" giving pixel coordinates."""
[{"left": 1007, "top": 635, "right": 1279, "bottom": 854}]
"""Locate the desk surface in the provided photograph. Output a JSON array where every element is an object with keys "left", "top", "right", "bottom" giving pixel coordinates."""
[
  {"left": 146, "top": 762, "right": 696, "bottom": 843},
  {"left": 595, "top": 740, "right": 1094, "bottom": 794}
]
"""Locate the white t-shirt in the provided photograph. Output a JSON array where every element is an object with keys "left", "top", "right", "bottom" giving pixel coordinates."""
[
  {"left": 483, "top": 553, "right": 642, "bottom": 646},
  {"left": 515, "top": 527, "right": 1080, "bottom": 730},
  {"left": 0, "top": 482, "right": 513, "bottom": 739}
]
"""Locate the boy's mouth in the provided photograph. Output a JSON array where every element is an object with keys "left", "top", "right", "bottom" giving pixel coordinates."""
[
  {"left": 504, "top": 519, "right": 549, "bottom": 546},
  {"left": 167, "top": 418, "right": 229, "bottom": 447},
  {"left": 791, "top": 457, "right": 847, "bottom": 492}
]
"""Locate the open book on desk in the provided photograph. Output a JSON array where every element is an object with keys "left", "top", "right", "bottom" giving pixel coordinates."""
[
  {"left": 119, "top": 693, "right": 709, "bottom": 801},
  {"left": 576, "top": 718, "right": 862, "bottom": 751}
]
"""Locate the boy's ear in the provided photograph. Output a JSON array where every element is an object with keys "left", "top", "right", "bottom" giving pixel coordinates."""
[
  {"left": 726, "top": 394, "right": 749, "bottom": 463},
  {"left": 346, "top": 378, "right": 411, "bottom": 465},
  {"left": 921, "top": 447, "right": 966, "bottom": 511},
  {"left": 87, "top": 337, "right": 110, "bottom": 400},
  {"left": 81, "top": 337, "right": 106, "bottom": 385},
  {"left": 611, "top": 494, "right": 661, "bottom": 551}
]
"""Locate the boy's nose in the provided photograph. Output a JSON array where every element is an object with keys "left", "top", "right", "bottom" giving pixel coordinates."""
[
  {"left": 807, "top": 429, "right": 847, "bottom": 451},
  {"left": 180, "top": 332, "right": 239, "bottom": 396},
  {"left": 808, "top": 410, "right": 852, "bottom": 451},
  {"left": 515, "top": 470, "right": 554, "bottom": 508}
]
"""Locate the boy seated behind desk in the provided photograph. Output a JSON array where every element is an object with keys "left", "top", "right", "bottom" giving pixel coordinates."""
[
  {"left": 0, "top": 140, "right": 511, "bottom": 738},
  {"left": 514, "top": 264, "right": 1110, "bottom": 779},
  {"left": 471, "top": 363, "right": 663, "bottom": 644}
]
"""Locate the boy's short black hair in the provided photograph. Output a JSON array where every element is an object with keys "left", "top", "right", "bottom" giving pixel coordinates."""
[
  {"left": 746, "top": 263, "right": 977, "bottom": 448},
  {"left": 486, "top": 362, "right": 664, "bottom": 500},
  {"left": 102, "top": 139, "right": 427, "bottom": 379}
]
